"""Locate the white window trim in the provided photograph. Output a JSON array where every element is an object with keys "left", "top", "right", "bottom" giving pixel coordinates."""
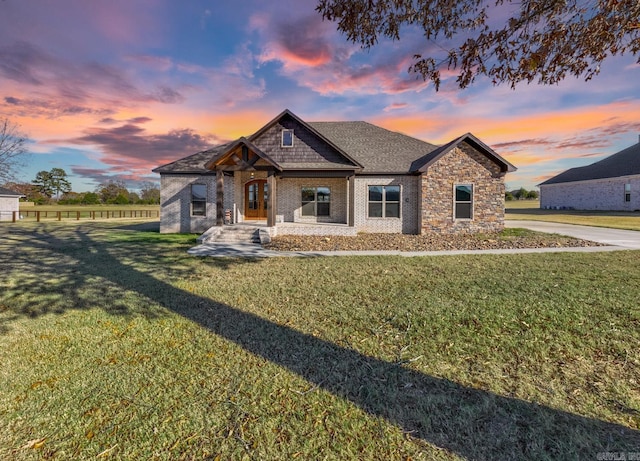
[
  {"left": 281, "top": 129, "right": 294, "bottom": 148},
  {"left": 453, "top": 183, "right": 473, "bottom": 220},
  {"left": 367, "top": 185, "right": 402, "bottom": 219}
]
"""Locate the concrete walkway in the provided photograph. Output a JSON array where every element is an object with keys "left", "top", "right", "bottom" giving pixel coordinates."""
[
  {"left": 187, "top": 221, "right": 640, "bottom": 258},
  {"left": 506, "top": 220, "right": 640, "bottom": 249}
]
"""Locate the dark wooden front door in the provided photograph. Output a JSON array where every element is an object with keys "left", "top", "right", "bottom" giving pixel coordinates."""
[{"left": 245, "top": 180, "right": 268, "bottom": 219}]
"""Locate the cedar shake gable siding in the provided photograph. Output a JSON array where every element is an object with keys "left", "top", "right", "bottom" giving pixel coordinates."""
[{"left": 249, "top": 112, "right": 360, "bottom": 172}]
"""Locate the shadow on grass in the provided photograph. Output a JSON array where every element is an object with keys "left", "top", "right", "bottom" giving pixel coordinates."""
[{"left": 1, "top": 223, "right": 638, "bottom": 459}]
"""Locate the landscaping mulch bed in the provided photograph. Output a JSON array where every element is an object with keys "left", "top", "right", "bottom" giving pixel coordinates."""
[{"left": 264, "top": 229, "right": 605, "bottom": 252}]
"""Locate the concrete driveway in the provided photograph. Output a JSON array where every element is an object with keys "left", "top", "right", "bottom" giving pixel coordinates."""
[{"left": 506, "top": 220, "right": 640, "bottom": 249}]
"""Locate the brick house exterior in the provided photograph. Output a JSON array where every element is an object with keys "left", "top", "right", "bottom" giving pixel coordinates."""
[
  {"left": 540, "top": 138, "right": 640, "bottom": 211},
  {"left": 0, "top": 187, "right": 23, "bottom": 221},
  {"left": 154, "top": 110, "right": 516, "bottom": 235}
]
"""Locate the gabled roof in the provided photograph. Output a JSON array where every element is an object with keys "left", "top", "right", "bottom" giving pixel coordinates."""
[
  {"left": 411, "top": 133, "right": 517, "bottom": 173},
  {"left": 309, "top": 121, "right": 439, "bottom": 174},
  {"left": 153, "top": 111, "right": 516, "bottom": 176},
  {"left": 204, "top": 137, "right": 283, "bottom": 171},
  {"left": 0, "top": 186, "right": 23, "bottom": 196},
  {"left": 250, "top": 109, "right": 363, "bottom": 170},
  {"left": 539, "top": 140, "right": 640, "bottom": 185},
  {"left": 152, "top": 142, "right": 234, "bottom": 174}
]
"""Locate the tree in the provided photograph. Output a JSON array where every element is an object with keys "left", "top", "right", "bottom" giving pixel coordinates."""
[
  {"left": 0, "top": 118, "right": 28, "bottom": 183},
  {"left": 96, "top": 179, "right": 129, "bottom": 204},
  {"left": 317, "top": 0, "right": 640, "bottom": 90},
  {"left": 128, "top": 191, "right": 140, "bottom": 204},
  {"left": 5, "top": 181, "right": 49, "bottom": 204},
  {"left": 58, "top": 192, "right": 82, "bottom": 205},
  {"left": 49, "top": 168, "right": 72, "bottom": 199},
  {"left": 33, "top": 171, "right": 54, "bottom": 198},
  {"left": 516, "top": 187, "right": 528, "bottom": 200},
  {"left": 140, "top": 181, "right": 160, "bottom": 204},
  {"left": 32, "top": 168, "right": 72, "bottom": 200},
  {"left": 81, "top": 192, "right": 100, "bottom": 205}
]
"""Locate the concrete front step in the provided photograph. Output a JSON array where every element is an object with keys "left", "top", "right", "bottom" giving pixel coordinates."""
[
  {"left": 197, "top": 225, "right": 269, "bottom": 244},
  {"left": 215, "top": 227, "right": 260, "bottom": 244}
]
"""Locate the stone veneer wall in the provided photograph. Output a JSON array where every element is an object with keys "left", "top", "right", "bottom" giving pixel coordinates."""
[
  {"left": 0, "top": 196, "right": 20, "bottom": 221},
  {"left": 353, "top": 176, "right": 420, "bottom": 234},
  {"left": 421, "top": 144, "right": 506, "bottom": 234},
  {"left": 540, "top": 175, "right": 640, "bottom": 211},
  {"left": 276, "top": 177, "right": 348, "bottom": 224},
  {"left": 159, "top": 174, "right": 234, "bottom": 233}
]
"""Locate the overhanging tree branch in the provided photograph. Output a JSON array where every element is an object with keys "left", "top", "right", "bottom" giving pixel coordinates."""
[{"left": 317, "top": 0, "right": 640, "bottom": 90}]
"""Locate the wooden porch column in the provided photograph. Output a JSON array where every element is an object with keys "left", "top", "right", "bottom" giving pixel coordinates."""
[
  {"left": 267, "top": 170, "right": 277, "bottom": 227},
  {"left": 216, "top": 169, "right": 224, "bottom": 226},
  {"left": 348, "top": 175, "right": 355, "bottom": 227}
]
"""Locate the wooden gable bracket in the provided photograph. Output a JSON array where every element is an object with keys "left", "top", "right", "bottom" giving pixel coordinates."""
[{"left": 205, "top": 137, "right": 282, "bottom": 172}]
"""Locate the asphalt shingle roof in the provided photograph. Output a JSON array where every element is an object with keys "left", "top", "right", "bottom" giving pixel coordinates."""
[
  {"left": 153, "top": 112, "right": 514, "bottom": 175},
  {"left": 0, "top": 186, "right": 23, "bottom": 196},
  {"left": 309, "top": 121, "right": 438, "bottom": 173},
  {"left": 152, "top": 142, "right": 233, "bottom": 174},
  {"left": 540, "top": 141, "right": 640, "bottom": 185}
]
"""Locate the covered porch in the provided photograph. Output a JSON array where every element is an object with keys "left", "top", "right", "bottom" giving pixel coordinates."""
[{"left": 206, "top": 138, "right": 357, "bottom": 231}]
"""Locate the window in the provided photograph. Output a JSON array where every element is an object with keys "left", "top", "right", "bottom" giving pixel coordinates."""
[
  {"left": 454, "top": 184, "right": 473, "bottom": 219},
  {"left": 368, "top": 185, "right": 400, "bottom": 218},
  {"left": 282, "top": 129, "right": 294, "bottom": 147},
  {"left": 625, "top": 183, "right": 631, "bottom": 202},
  {"left": 191, "top": 184, "right": 207, "bottom": 216},
  {"left": 301, "top": 186, "right": 330, "bottom": 216}
]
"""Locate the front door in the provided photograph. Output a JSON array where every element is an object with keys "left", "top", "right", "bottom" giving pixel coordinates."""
[{"left": 245, "top": 179, "right": 268, "bottom": 219}]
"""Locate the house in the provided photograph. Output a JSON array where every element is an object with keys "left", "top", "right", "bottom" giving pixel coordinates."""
[
  {"left": 153, "top": 110, "right": 516, "bottom": 237},
  {"left": 539, "top": 137, "right": 640, "bottom": 211},
  {"left": 0, "top": 187, "right": 23, "bottom": 221}
]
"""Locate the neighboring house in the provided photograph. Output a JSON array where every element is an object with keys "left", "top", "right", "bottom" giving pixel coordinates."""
[
  {"left": 153, "top": 110, "right": 516, "bottom": 236},
  {"left": 539, "top": 137, "right": 640, "bottom": 211},
  {"left": 0, "top": 187, "right": 23, "bottom": 221}
]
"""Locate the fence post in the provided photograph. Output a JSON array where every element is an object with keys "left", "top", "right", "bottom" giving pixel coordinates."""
[
  {"left": 12, "top": 211, "right": 17, "bottom": 222},
  {"left": 77, "top": 211, "right": 80, "bottom": 220},
  {"left": 37, "top": 211, "right": 40, "bottom": 222},
  {"left": 57, "top": 211, "right": 61, "bottom": 221}
]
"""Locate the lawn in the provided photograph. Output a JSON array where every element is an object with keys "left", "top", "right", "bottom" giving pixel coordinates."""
[
  {"left": 1, "top": 221, "right": 638, "bottom": 459},
  {"left": 506, "top": 200, "right": 640, "bottom": 231}
]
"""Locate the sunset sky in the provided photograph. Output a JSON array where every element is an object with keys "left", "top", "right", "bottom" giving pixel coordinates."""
[{"left": 1, "top": 0, "right": 639, "bottom": 192}]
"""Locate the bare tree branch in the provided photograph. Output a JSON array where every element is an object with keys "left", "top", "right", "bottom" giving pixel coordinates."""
[{"left": 0, "top": 118, "right": 29, "bottom": 183}]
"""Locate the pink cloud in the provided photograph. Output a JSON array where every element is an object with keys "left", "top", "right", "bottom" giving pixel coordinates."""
[
  {"left": 48, "top": 123, "right": 224, "bottom": 176},
  {"left": 383, "top": 102, "right": 409, "bottom": 112},
  {"left": 253, "top": 12, "right": 431, "bottom": 96}
]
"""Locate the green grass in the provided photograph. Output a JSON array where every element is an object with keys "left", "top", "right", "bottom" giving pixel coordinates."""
[
  {"left": 1, "top": 221, "right": 639, "bottom": 459},
  {"left": 506, "top": 200, "right": 640, "bottom": 231}
]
